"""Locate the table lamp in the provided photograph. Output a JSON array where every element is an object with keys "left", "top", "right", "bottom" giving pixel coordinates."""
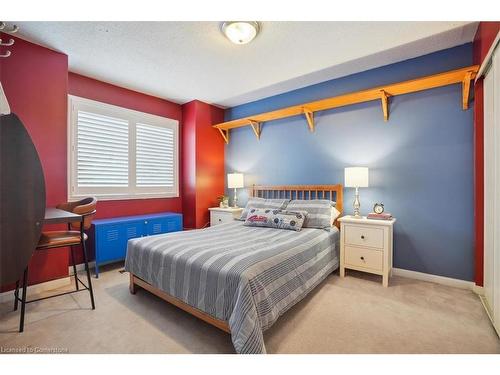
[
  {"left": 344, "top": 167, "right": 369, "bottom": 218},
  {"left": 227, "top": 173, "right": 244, "bottom": 208}
]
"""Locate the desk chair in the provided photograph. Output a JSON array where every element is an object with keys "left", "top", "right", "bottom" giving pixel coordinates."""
[{"left": 14, "top": 197, "right": 97, "bottom": 332}]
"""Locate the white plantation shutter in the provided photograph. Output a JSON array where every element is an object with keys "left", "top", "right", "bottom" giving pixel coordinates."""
[
  {"left": 69, "top": 96, "right": 179, "bottom": 200},
  {"left": 76, "top": 111, "right": 129, "bottom": 187},
  {"left": 136, "top": 123, "right": 174, "bottom": 187}
]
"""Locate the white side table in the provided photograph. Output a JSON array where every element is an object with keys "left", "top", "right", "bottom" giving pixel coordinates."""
[
  {"left": 338, "top": 215, "right": 396, "bottom": 287},
  {"left": 209, "top": 207, "right": 243, "bottom": 226}
]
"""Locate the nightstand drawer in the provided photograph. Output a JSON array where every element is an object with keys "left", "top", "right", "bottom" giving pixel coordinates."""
[
  {"left": 344, "top": 224, "right": 384, "bottom": 249},
  {"left": 344, "top": 245, "right": 383, "bottom": 271},
  {"left": 210, "top": 211, "right": 234, "bottom": 226}
]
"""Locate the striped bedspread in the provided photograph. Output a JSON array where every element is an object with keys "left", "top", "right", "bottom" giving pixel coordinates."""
[{"left": 124, "top": 220, "right": 339, "bottom": 354}]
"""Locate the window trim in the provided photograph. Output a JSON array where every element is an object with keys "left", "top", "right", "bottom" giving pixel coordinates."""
[{"left": 68, "top": 95, "right": 179, "bottom": 201}]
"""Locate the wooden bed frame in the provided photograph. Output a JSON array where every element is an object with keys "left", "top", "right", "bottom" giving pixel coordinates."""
[{"left": 129, "top": 184, "right": 343, "bottom": 334}]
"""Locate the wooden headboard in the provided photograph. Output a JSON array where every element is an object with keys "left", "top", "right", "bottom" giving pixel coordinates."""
[{"left": 250, "top": 184, "right": 343, "bottom": 215}]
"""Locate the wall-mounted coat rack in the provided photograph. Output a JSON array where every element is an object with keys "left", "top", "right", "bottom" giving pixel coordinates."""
[
  {"left": 213, "top": 65, "right": 479, "bottom": 144},
  {"left": 0, "top": 21, "right": 19, "bottom": 58}
]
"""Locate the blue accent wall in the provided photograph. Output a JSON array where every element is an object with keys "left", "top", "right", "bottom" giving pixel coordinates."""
[{"left": 225, "top": 43, "right": 474, "bottom": 281}]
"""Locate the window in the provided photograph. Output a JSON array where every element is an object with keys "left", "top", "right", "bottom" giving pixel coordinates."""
[{"left": 68, "top": 95, "right": 179, "bottom": 200}]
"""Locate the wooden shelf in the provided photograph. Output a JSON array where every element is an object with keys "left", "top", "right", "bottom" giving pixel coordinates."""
[{"left": 214, "top": 65, "right": 479, "bottom": 144}]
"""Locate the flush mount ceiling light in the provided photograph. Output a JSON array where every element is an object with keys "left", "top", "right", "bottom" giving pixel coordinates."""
[{"left": 221, "top": 21, "right": 260, "bottom": 45}]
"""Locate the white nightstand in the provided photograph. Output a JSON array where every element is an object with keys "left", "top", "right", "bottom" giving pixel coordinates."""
[
  {"left": 209, "top": 207, "right": 243, "bottom": 226},
  {"left": 338, "top": 215, "right": 396, "bottom": 287}
]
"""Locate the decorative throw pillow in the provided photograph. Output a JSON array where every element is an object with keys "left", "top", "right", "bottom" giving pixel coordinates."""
[
  {"left": 238, "top": 197, "right": 289, "bottom": 220},
  {"left": 243, "top": 208, "right": 307, "bottom": 231},
  {"left": 286, "top": 199, "right": 336, "bottom": 229}
]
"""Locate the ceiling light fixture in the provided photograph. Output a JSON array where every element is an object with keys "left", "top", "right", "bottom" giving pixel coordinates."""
[{"left": 221, "top": 21, "right": 260, "bottom": 45}]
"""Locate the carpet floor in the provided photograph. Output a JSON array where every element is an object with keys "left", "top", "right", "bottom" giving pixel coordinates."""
[{"left": 1, "top": 264, "right": 499, "bottom": 354}]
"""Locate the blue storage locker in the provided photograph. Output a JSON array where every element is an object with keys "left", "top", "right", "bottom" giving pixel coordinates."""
[{"left": 91, "top": 212, "right": 182, "bottom": 277}]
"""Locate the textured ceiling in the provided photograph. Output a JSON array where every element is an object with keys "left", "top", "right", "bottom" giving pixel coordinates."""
[{"left": 13, "top": 21, "right": 478, "bottom": 107}]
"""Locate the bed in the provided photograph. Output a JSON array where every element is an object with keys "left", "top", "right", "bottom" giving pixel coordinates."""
[{"left": 125, "top": 185, "right": 343, "bottom": 354}]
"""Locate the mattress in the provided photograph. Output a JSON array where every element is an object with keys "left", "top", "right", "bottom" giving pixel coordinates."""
[{"left": 124, "top": 220, "right": 339, "bottom": 354}]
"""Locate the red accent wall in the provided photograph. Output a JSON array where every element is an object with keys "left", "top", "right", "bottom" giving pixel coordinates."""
[
  {"left": 68, "top": 73, "right": 183, "bottom": 219},
  {"left": 1, "top": 35, "right": 226, "bottom": 291},
  {"left": 181, "top": 100, "right": 225, "bottom": 229},
  {"left": 0, "top": 35, "right": 70, "bottom": 287},
  {"left": 0, "top": 36, "right": 186, "bottom": 290},
  {"left": 194, "top": 102, "right": 226, "bottom": 228},
  {"left": 182, "top": 101, "right": 197, "bottom": 229},
  {"left": 473, "top": 22, "right": 500, "bottom": 286}
]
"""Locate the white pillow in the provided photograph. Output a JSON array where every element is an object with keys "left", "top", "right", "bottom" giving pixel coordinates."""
[
  {"left": 331, "top": 206, "right": 341, "bottom": 224},
  {"left": 286, "top": 199, "right": 334, "bottom": 229}
]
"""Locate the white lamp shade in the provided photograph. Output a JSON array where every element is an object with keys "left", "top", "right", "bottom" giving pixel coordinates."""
[
  {"left": 227, "top": 173, "right": 244, "bottom": 188},
  {"left": 344, "top": 167, "right": 369, "bottom": 188}
]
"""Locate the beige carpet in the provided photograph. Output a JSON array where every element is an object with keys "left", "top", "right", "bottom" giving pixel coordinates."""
[{"left": 1, "top": 264, "right": 499, "bottom": 354}]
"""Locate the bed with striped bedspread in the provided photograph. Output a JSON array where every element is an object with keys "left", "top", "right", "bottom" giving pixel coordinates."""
[{"left": 124, "top": 220, "right": 339, "bottom": 354}]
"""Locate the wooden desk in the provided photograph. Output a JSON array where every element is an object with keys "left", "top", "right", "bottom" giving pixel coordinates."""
[{"left": 44, "top": 208, "right": 82, "bottom": 225}]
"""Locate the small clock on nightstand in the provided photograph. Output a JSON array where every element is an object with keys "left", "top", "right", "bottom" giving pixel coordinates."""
[
  {"left": 338, "top": 215, "right": 396, "bottom": 287},
  {"left": 373, "top": 202, "right": 384, "bottom": 214},
  {"left": 209, "top": 207, "right": 243, "bottom": 226}
]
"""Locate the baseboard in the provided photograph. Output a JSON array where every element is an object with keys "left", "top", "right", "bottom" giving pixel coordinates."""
[
  {"left": 392, "top": 268, "right": 476, "bottom": 290},
  {"left": 0, "top": 277, "right": 71, "bottom": 304},
  {"left": 472, "top": 284, "right": 485, "bottom": 296},
  {"left": 479, "top": 294, "right": 500, "bottom": 337}
]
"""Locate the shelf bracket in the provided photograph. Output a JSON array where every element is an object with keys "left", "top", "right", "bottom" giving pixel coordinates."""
[
  {"left": 380, "top": 90, "right": 389, "bottom": 121},
  {"left": 217, "top": 128, "right": 229, "bottom": 144},
  {"left": 462, "top": 71, "right": 472, "bottom": 110},
  {"left": 303, "top": 108, "right": 315, "bottom": 132},
  {"left": 248, "top": 120, "right": 261, "bottom": 140}
]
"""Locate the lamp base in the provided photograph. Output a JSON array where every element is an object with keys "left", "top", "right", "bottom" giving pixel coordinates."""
[
  {"left": 353, "top": 187, "right": 361, "bottom": 218},
  {"left": 232, "top": 188, "right": 238, "bottom": 208}
]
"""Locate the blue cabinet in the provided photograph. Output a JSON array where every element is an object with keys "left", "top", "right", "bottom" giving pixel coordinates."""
[{"left": 90, "top": 212, "right": 182, "bottom": 277}]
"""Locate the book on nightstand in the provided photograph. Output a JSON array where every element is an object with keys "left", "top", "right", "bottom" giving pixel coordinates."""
[{"left": 367, "top": 212, "right": 393, "bottom": 220}]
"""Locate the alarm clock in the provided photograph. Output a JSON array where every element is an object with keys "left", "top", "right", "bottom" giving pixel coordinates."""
[{"left": 373, "top": 203, "right": 384, "bottom": 214}]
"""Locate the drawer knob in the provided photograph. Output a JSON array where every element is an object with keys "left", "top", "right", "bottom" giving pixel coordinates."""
[
  {"left": 218, "top": 218, "right": 222, "bottom": 221},
  {"left": 360, "top": 256, "right": 365, "bottom": 261},
  {"left": 361, "top": 235, "right": 365, "bottom": 239}
]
